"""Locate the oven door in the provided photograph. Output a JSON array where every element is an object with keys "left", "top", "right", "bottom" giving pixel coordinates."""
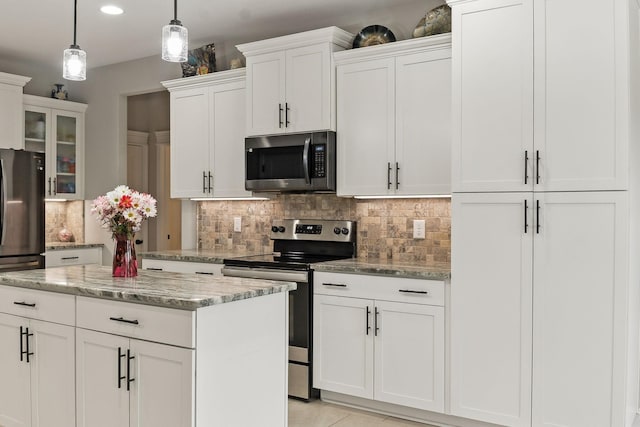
[{"left": 221, "top": 266, "right": 315, "bottom": 400}]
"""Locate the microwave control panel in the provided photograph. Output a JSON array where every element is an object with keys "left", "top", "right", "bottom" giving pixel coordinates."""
[{"left": 313, "top": 144, "right": 326, "bottom": 178}]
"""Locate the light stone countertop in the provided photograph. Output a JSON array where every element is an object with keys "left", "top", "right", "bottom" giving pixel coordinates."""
[
  {"left": 139, "top": 249, "right": 266, "bottom": 264},
  {"left": 139, "top": 250, "right": 451, "bottom": 280},
  {"left": 0, "top": 265, "right": 296, "bottom": 310},
  {"left": 45, "top": 242, "right": 105, "bottom": 251},
  {"left": 313, "top": 258, "right": 451, "bottom": 281}
]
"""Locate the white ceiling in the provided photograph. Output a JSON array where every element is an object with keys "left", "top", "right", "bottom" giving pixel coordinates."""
[{"left": 2, "top": 0, "right": 435, "bottom": 71}]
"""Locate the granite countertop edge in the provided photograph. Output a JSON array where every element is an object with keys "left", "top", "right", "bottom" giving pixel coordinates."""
[
  {"left": 0, "top": 266, "right": 296, "bottom": 311},
  {"left": 46, "top": 243, "right": 105, "bottom": 250},
  {"left": 313, "top": 260, "right": 451, "bottom": 281}
]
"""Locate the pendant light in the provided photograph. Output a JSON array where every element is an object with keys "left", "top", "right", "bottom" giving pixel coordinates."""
[
  {"left": 162, "top": 0, "right": 188, "bottom": 62},
  {"left": 63, "top": 0, "right": 87, "bottom": 81}
]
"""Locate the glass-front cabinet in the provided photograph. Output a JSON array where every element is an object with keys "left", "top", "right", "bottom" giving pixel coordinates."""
[{"left": 23, "top": 95, "right": 86, "bottom": 199}]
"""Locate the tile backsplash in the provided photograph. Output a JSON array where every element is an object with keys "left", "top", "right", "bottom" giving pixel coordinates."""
[
  {"left": 197, "top": 195, "right": 450, "bottom": 266},
  {"left": 45, "top": 201, "right": 85, "bottom": 243}
]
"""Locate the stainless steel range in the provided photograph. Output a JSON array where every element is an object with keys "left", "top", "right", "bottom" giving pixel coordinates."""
[{"left": 221, "top": 219, "right": 356, "bottom": 401}]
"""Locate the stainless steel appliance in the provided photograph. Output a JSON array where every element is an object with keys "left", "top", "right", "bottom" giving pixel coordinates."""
[
  {"left": 0, "top": 150, "right": 45, "bottom": 271},
  {"left": 245, "top": 131, "right": 336, "bottom": 193},
  {"left": 222, "top": 219, "right": 356, "bottom": 401}
]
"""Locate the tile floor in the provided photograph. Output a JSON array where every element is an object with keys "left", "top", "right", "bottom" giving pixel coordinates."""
[{"left": 288, "top": 398, "right": 437, "bottom": 427}]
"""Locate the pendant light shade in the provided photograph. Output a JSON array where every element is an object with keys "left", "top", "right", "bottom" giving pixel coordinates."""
[
  {"left": 63, "top": 0, "right": 86, "bottom": 81},
  {"left": 162, "top": 0, "right": 188, "bottom": 62}
]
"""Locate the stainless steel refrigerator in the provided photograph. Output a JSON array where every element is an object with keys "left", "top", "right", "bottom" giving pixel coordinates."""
[{"left": 0, "top": 149, "right": 45, "bottom": 271}]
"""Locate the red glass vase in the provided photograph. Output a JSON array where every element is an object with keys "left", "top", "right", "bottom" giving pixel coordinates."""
[{"left": 112, "top": 234, "right": 137, "bottom": 277}]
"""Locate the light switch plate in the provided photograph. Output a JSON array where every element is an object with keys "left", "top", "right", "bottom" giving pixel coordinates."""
[
  {"left": 233, "top": 217, "right": 242, "bottom": 233},
  {"left": 413, "top": 219, "right": 426, "bottom": 239}
]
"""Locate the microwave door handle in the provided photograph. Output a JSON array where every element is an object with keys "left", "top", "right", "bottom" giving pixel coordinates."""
[{"left": 303, "top": 138, "right": 311, "bottom": 185}]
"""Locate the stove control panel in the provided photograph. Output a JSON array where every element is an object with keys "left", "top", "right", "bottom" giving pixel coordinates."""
[
  {"left": 270, "top": 219, "right": 356, "bottom": 243},
  {"left": 296, "top": 224, "right": 322, "bottom": 234}
]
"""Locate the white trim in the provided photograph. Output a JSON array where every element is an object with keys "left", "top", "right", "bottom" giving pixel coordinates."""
[
  {"left": 0, "top": 72, "right": 31, "bottom": 87},
  {"left": 126, "top": 130, "right": 149, "bottom": 145},
  {"left": 23, "top": 94, "right": 88, "bottom": 112},
  {"left": 154, "top": 130, "right": 170, "bottom": 145},
  {"left": 334, "top": 33, "right": 452, "bottom": 64},
  {"left": 162, "top": 69, "right": 246, "bottom": 91},
  {"left": 236, "top": 26, "right": 354, "bottom": 56}
]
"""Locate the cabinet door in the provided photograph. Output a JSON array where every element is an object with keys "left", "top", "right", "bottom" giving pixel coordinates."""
[
  {"left": 533, "top": 0, "right": 627, "bottom": 191},
  {"left": 129, "top": 339, "right": 194, "bottom": 427},
  {"left": 396, "top": 50, "right": 451, "bottom": 196},
  {"left": 245, "top": 51, "right": 286, "bottom": 136},
  {"left": 170, "top": 87, "right": 211, "bottom": 198},
  {"left": 451, "top": 0, "right": 534, "bottom": 192},
  {"left": 0, "top": 314, "right": 30, "bottom": 427},
  {"left": 211, "top": 80, "right": 252, "bottom": 198},
  {"left": 76, "top": 329, "right": 129, "bottom": 427},
  {"left": 313, "top": 295, "right": 374, "bottom": 398},
  {"left": 51, "top": 110, "right": 84, "bottom": 199},
  {"left": 285, "top": 43, "right": 332, "bottom": 133},
  {"left": 24, "top": 106, "right": 49, "bottom": 154},
  {"left": 0, "top": 82, "right": 24, "bottom": 150},
  {"left": 336, "top": 58, "right": 395, "bottom": 196},
  {"left": 30, "top": 320, "right": 75, "bottom": 427},
  {"left": 450, "top": 193, "right": 532, "bottom": 427},
  {"left": 374, "top": 300, "right": 444, "bottom": 412},
  {"left": 532, "top": 192, "right": 627, "bottom": 427}
]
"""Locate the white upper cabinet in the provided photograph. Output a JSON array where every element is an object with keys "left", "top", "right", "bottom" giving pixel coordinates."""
[
  {"left": 336, "top": 57, "right": 396, "bottom": 197},
  {"left": 168, "top": 87, "right": 210, "bottom": 199},
  {"left": 162, "top": 69, "right": 252, "bottom": 199},
  {"left": 0, "top": 72, "right": 30, "bottom": 150},
  {"left": 450, "top": 0, "right": 629, "bottom": 192},
  {"left": 23, "top": 95, "right": 87, "bottom": 200},
  {"left": 237, "top": 27, "right": 353, "bottom": 137},
  {"left": 335, "top": 35, "right": 452, "bottom": 197},
  {"left": 533, "top": 0, "right": 628, "bottom": 191},
  {"left": 450, "top": 0, "right": 534, "bottom": 193}
]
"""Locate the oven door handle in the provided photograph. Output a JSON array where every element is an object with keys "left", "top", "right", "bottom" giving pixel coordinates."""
[{"left": 221, "top": 267, "right": 308, "bottom": 283}]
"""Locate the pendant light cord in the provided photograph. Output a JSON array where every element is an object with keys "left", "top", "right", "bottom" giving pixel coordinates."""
[
  {"left": 174, "top": 0, "right": 178, "bottom": 21},
  {"left": 72, "top": 0, "right": 78, "bottom": 47}
]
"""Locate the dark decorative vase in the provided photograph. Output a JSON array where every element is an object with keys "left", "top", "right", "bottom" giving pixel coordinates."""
[{"left": 112, "top": 234, "right": 137, "bottom": 277}]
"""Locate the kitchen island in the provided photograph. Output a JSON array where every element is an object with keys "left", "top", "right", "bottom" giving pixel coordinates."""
[{"left": 0, "top": 265, "right": 295, "bottom": 427}]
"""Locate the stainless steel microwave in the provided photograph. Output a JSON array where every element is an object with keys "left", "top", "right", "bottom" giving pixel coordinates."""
[{"left": 245, "top": 131, "right": 336, "bottom": 193}]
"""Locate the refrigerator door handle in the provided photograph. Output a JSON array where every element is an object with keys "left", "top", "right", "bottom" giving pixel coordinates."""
[{"left": 0, "top": 158, "right": 5, "bottom": 246}]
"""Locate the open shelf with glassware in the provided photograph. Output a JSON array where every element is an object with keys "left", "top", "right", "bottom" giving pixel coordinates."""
[{"left": 23, "top": 95, "right": 87, "bottom": 200}]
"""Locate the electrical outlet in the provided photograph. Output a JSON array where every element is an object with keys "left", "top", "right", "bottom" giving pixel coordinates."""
[
  {"left": 413, "top": 219, "right": 426, "bottom": 239},
  {"left": 233, "top": 217, "right": 242, "bottom": 233}
]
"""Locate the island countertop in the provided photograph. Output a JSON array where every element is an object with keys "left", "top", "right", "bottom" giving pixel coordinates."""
[{"left": 0, "top": 265, "right": 296, "bottom": 310}]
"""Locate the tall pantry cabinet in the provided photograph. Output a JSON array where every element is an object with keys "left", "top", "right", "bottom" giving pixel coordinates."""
[{"left": 447, "top": 1, "right": 640, "bottom": 427}]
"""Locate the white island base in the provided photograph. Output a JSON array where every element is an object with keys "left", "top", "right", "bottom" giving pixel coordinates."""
[
  {"left": 0, "top": 266, "right": 292, "bottom": 427},
  {"left": 76, "top": 292, "right": 289, "bottom": 427}
]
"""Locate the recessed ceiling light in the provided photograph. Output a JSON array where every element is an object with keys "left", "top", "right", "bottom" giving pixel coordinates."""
[{"left": 100, "top": 5, "right": 123, "bottom": 15}]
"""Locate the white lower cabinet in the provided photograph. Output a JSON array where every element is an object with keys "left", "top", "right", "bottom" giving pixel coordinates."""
[
  {"left": 75, "top": 296, "right": 194, "bottom": 427},
  {"left": 76, "top": 328, "right": 194, "bottom": 427},
  {"left": 0, "top": 314, "right": 75, "bottom": 427},
  {"left": 313, "top": 272, "right": 445, "bottom": 413},
  {"left": 451, "top": 191, "right": 628, "bottom": 427},
  {"left": 45, "top": 246, "right": 102, "bottom": 268}
]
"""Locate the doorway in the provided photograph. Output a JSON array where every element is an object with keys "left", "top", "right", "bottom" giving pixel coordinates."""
[{"left": 127, "top": 91, "right": 181, "bottom": 252}]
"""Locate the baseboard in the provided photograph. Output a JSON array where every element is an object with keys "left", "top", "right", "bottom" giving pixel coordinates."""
[{"left": 320, "top": 391, "right": 502, "bottom": 427}]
